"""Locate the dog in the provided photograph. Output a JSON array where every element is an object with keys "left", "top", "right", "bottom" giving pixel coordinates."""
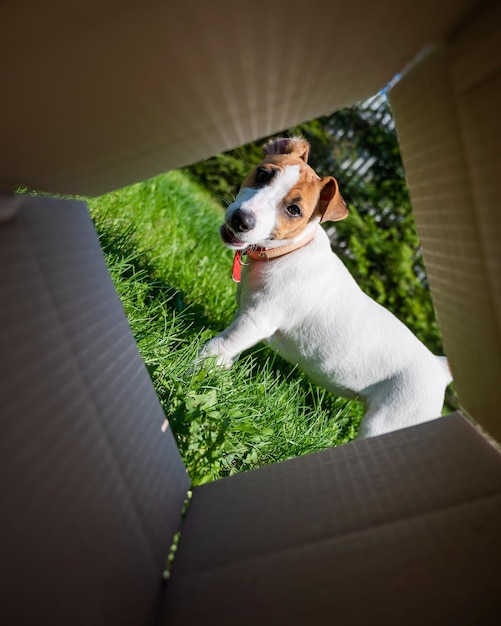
[{"left": 200, "top": 137, "right": 452, "bottom": 438}]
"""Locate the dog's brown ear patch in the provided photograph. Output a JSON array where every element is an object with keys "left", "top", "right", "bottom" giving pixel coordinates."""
[
  {"left": 263, "top": 137, "right": 310, "bottom": 163},
  {"left": 318, "top": 177, "right": 349, "bottom": 223}
]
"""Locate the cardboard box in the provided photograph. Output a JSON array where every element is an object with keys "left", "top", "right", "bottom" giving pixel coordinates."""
[{"left": 1, "top": 1, "right": 500, "bottom": 624}]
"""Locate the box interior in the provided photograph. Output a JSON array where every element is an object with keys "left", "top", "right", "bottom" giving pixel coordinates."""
[
  {"left": 161, "top": 413, "right": 501, "bottom": 625},
  {"left": 0, "top": 0, "right": 477, "bottom": 196},
  {"left": 0, "top": 198, "right": 189, "bottom": 624},
  {"left": 1, "top": 1, "right": 500, "bottom": 624}
]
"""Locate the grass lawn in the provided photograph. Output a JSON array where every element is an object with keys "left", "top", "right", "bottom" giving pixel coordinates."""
[{"left": 88, "top": 170, "right": 364, "bottom": 485}]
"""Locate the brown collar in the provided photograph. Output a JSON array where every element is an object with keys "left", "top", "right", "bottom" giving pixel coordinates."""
[
  {"left": 245, "top": 228, "right": 317, "bottom": 260},
  {"left": 232, "top": 228, "right": 317, "bottom": 282}
]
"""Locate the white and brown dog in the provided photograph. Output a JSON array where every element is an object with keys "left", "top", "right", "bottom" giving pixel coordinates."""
[{"left": 200, "top": 137, "right": 452, "bottom": 438}]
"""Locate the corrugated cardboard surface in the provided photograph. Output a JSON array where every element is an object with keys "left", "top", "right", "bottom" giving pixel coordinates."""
[
  {"left": 1, "top": 2, "right": 501, "bottom": 625},
  {"left": 389, "top": 1, "right": 501, "bottom": 441},
  {"left": 0, "top": 197, "right": 190, "bottom": 626},
  {"left": 161, "top": 413, "right": 501, "bottom": 625},
  {"left": 0, "top": 0, "right": 476, "bottom": 195}
]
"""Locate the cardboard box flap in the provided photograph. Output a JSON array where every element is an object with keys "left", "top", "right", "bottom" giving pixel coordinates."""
[
  {"left": 0, "top": 0, "right": 476, "bottom": 196},
  {"left": 0, "top": 197, "right": 190, "bottom": 625},
  {"left": 161, "top": 413, "right": 501, "bottom": 624},
  {"left": 389, "top": 2, "right": 501, "bottom": 441}
]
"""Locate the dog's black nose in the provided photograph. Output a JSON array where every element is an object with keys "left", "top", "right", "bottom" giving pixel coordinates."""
[{"left": 230, "top": 208, "right": 255, "bottom": 233}]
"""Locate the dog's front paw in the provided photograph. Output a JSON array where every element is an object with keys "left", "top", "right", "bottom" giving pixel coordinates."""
[{"left": 196, "top": 337, "right": 235, "bottom": 370}]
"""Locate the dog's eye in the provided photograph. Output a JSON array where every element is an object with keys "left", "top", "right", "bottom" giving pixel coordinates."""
[
  {"left": 286, "top": 204, "right": 302, "bottom": 217},
  {"left": 255, "top": 168, "right": 273, "bottom": 185}
]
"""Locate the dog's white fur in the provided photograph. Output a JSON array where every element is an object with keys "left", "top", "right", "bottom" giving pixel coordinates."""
[{"left": 201, "top": 137, "right": 452, "bottom": 438}]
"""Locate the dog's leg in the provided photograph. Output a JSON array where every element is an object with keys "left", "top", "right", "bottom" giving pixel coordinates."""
[
  {"left": 199, "top": 311, "right": 277, "bottom": 369},
  {"left": 356, "top": 371, "right": 447, "bottom": 438}
]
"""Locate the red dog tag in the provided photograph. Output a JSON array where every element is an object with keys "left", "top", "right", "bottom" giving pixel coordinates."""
[{"left": 232, "top": 250, "right": 242, "bottom": 282}]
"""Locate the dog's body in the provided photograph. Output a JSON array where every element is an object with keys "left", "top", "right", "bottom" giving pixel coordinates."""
[{"left": 201, "top": 137, "right": 452, "bottom": 438}]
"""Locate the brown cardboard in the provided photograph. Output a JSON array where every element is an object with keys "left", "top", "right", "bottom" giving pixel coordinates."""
[
  {"left": 0, "top": 0, "right": 476, "bottom": 196},
  {"left": 1, "top": 1, "right": 501, "bottom": 625},
  {"left": 0, "top": 197, "right": 190, "bottom": 625},
  {"left": 389, "top": 0, "right": 501, "bottom": 441},
  {"left": 161, "top": 413, "right": 501, "bottom": 625}
]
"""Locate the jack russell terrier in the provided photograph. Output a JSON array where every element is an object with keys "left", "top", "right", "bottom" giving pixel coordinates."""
[{"left": 200, "top": 137, "right": 452, "bottom": 438}]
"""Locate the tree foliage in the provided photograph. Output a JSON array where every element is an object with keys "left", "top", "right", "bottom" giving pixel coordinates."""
[{"left": 184, "top": 96, "right": 443, "bottom": 354}]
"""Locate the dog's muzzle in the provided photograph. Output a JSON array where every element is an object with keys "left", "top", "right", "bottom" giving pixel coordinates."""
[
  {"left": 229, "top": 208, "right": 256, "bottom": 233},
  {"left": 220, "top": 207, "right": 257, "bottom": 250},
  {"left": 220, "top": 224, "right": 247, "bottom": 250}
]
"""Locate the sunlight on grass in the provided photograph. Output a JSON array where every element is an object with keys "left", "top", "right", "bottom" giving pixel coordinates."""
[{"left": 88, "top": 170, "right": 363, "bottom": 485}]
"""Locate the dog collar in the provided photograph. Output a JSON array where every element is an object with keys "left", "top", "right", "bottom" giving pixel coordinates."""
[{"left": 231, "top": 228, "right": 317, "bottom": 282}]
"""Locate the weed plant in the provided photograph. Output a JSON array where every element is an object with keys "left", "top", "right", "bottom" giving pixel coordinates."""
[{"left": 88, "top": 171, "right": 363, "bottom": 485}]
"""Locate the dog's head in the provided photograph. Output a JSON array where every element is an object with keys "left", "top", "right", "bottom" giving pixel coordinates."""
[{"left": 221, "top": 137, "right": 348, "bottom": 250}]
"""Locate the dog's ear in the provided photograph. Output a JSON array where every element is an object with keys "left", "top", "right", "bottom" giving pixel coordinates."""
[
  {"left": 318, "top": 177, "right": 349, "bottom": 223},
  {"left": 263, "top": 137, "right": 310, "bottom": 163}
]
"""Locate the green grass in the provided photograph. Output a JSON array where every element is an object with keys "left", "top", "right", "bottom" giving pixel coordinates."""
[{"left": 88, "top": 170, "right": 364, "bottom": 485}]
